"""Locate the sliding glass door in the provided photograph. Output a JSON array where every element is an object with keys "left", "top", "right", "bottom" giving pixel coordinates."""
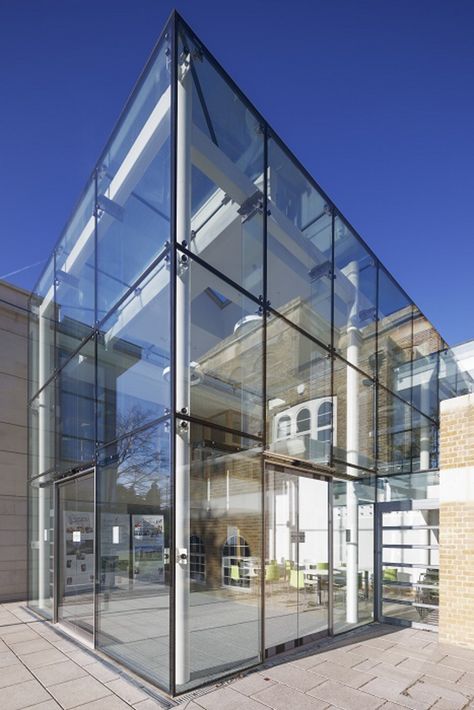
[
  {"left": 57, "top": 470, "right": 95, "bottom": 640},
  {"left": 265, "top": 465, "right": 329, "bottom": 653}
]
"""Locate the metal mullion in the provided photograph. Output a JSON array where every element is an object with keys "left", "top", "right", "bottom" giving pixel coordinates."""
[
  {"left": 53, "top": 480, "right": 59, "bottom": 624},
  {"left": 176, "top": 243, "right": 262, "bottom": 309},
  {"left": 383, "top": 525, "right": 439, "bottom": 531},
  {"left": 328, "top": 478, "right": 334, "bottom": 635},
  {"left": 260, "top": 122, "right": 268, "bottom": 663},
  {"left": 169, "top": 12, "right": 178, "bottom": 696},
  {"left": 375, "top": 261, "right": 380, "bottom": 472},
  {"left": 383, "top": 562, "right": 439, "bottom": 569},
  {"left": 382, "top": 544, "right": 438, "bottom": 550},
  {"left": 409, "top": 306, "right": 415, "bottom": 473},
  {"left": 374, "top": 499, "right": 382, "bottom": 622},
  {"left": 53, "top": 248, "right": 58, "bottom": 377},
  {"left": 176, "top": 412, "right": 262, "bottom": 443},
  {"left": 92, "top": 465, "right": 97, "bottom": 648},
  {"left": 331, "top": 456, "right": 376, "bottom": 476},
  {"left": 330, "top": 209, "right": 335, "bottom": 469},
  {"left": 96, "top": 413, "right": 172, "bottom": 455},
  {"left": 93, "top": 267, "right": 99, "bottom": 649}
]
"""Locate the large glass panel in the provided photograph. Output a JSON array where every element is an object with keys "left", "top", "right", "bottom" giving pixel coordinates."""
[
  {"left": 377, "top": 267, "right": 412, "bottom": 402},
  {"left": 265, "top": 467, "right": 328, "bottom": 651},
  {"left": 97, "top": 420, "right": 171, "bottom": 690},
  {"left": 28, "top": 477, "right": 54, "bottom": 618},
  {"left": 96, "top": 32, "right": 171, "bottom": 320},
  {"left": 176, "top": 421, "right": 262, "bottom": 692},
  {"left": 178, "top": 257, "right": 263, "bottom": 436},
  {"left": 332, "top": 477, "right": 375, "bottom": 633},
  {"left": 333, "top": 217, "right": 377, "bottom": 377},
  {"left": 57, "top": 337, "right": 96, "bottom": 473},
  {"left": 266, "top": 315, "right": 332, "bottom": 465},
  {"left": 333, "top": 356, "right": 375, "bottom": 471},
  {"left": 98, "top": 258, "right": 170, "bottom": 446},
  {"left": 57, "top": 472, "right": 95, "bottom": 639},
  {"left": 55, "top": 180, "right": 96, "bottom": 359},
  {"left": 267, "top": 139, "right": 332, "bottom": 347},
  {"left": 29, "top": 381, "right": 55, "bottom": 479},
  {"left": 178, "top": 25, "right": 264, "bottom": 297},
  {"left": 30, "top": 259, "right": 55, "bottom": 396},
  {"left": 377, "top": 388, "right": 412, "bottom": 475}
]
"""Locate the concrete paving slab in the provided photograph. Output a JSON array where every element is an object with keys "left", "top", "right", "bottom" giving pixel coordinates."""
[
  {"left": 48, "top": 675, "right": 112, "bottom": 709},
  {"left": 0, "top": 677, "right": 52, "bottom": 710},
  {"left": 308, "top": 679, "right": 384, "bottom": 710},
  {"left": 105, "top": 677, "right": 151, "bottom": 704},
  {"left": 228, "top": 672, "right": 276, "bottom": 696},
  {"left": 31, "top": 659, "right": 88, "bottom": 686},
  {"left": 6, "top": 602, "right": 474, "bottom": 709},
  {"left": 252, "top": 683, "right": 330, "bottom": 709}
]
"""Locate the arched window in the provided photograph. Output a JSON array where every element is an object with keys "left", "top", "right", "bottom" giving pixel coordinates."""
[
  {"left": 296, "top": 408, "right": 311, "bottom": 433},
  {"left": 277, "top": 415, "right": 291, "bottom": 439},
  {"left": 190, "top": 534, "right": 206, "bottom": 583},
  {"left": 222, "top": 535, "right": 252, "bottom": 589},
  {"left": 317, "top": 401, "right": 333, "bottom": 441}
]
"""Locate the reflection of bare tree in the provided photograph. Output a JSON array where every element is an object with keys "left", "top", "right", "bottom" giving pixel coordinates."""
[{"left": 109, "top": 405, "right": 170, "bottom": 503}]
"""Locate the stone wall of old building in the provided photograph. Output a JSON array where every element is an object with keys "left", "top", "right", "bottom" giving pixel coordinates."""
[
  {"left": 0, "top": 280, "right": 29, "bottom": 602},
  {"left": 439, "top": 393, "right": 474, "bottom": 648}
]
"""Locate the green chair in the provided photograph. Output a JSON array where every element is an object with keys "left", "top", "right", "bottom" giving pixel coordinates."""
[
  {"left": 316, "top": 562, "right": 329, "bottom": 571},
  {"left": 265, "top": 561, "right": 280, "bottom": 583},
  {"left": 230, "top": 565, "right": 240, "bottom": 585},
  {"left": 383, "top": 568, "right": 398, "bottom": 582},
  {"left": 290, "top": 570, "right": 305, "bottom": 589}
]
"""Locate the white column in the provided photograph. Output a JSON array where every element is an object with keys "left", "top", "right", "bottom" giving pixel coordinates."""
[
  {"left": 345, "top": 261, "right": 360, "bottom": 625},
  {"left": 175, "top": 52, "right": 192, "bottom": 687},
  {"left": 419, "top": 370, "right": 432, "bottom": 472}
]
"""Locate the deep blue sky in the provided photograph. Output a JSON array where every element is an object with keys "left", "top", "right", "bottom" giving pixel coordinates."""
[{"left": 1, "top": 0, "right": 473, "bottom": 344}]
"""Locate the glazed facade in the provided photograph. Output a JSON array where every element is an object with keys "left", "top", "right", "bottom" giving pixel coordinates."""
[{"left": 28, "top": 13, "right": 447, "bottom": 695}]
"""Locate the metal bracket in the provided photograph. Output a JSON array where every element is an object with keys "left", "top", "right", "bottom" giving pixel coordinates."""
[
  {"left": 237, "top": 190, "right": 263, "bottom": 223},
  {"left": 309, "top": 260, "right": 332, "bottom": 282},
  {"left": 179, "top": 50, "right": 192, "bottom": 82},
  {"left": 97, "top": 194, "right": 124, "bottom": 222},
  {"left": 177, "top": 548, "right": 188, "bottom": 565}
]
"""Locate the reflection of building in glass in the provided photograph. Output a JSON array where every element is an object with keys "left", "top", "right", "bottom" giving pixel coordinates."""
[{"left": 28, "top": 11, "right": 472, "bottom": 697}]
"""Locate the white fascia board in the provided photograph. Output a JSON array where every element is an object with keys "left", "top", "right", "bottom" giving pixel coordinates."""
[
  {"left": 40, "top": 86, "right": 171, "bottom": 316},
  {"left": 191, "top": 126, "right": 352, "bottom": 299},
  {"left": 103, "top": 261, "right": 169, "bottom": 345}
]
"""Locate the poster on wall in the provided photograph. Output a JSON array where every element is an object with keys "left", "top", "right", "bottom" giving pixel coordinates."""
[
  {"left": 63, "top": 511, "right": 94, "bottom": 593},
  {"left": 132, "top": 515, "right": 164, "bottom": 585},
  {"left": 100, "top": 513, "right": 130, "bottom": 589}
]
